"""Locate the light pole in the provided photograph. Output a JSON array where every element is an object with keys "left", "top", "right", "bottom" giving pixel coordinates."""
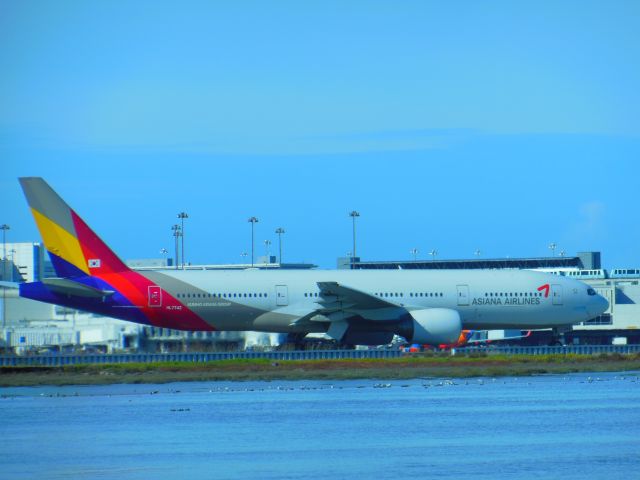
[
  {"left": 349, "top": 211, "right": 360, "bottom": 259},
  {"left": 1, "top": 224, "right": 8, "bottom": 277},
  {"left": 240, "top": 252, "right": 248, "bottom": 264},
  {"left": 474, "top": 249, "right": 481, "bottom": 258},
  {"left": 160, "top": 248, "right": 168, "bottom": 266},
  {"left": 1, "top": 224, "right": 9, "bottom": 328},
  {"left": 171, "top": 224, "right": 181, "bottom": 269},
  {"left": 559, "top": 250, "right": 566, "bottom": 257},
  {"left": 264, "top": 239, "right": 272, "bottom": 264},
  {"left": 410, "top": 248, "right": 419, "bottom": 261},
  {"left": 548, "top": 242, "right": 557, "bottom": 257},
  {"left": 429, "top": 249, "right": 438, "bottom": 261},
  {"left": 248, "top": 217, "right": 258, "bottom": 266},
  {"left": 9, "top": 249, "right": 16, "bottom": 282},
  {"left": 275, "top": 227, "right": 285, "bottom": 264},
  {"left": 177, "top": 212, "right": 188, "bottom": 269}
]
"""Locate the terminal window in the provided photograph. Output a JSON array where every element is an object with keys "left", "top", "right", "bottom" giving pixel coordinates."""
[{"left": 583, "top": 314, "right": 612, "bottom": 326}]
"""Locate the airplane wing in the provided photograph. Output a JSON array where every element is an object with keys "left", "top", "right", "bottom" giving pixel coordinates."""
[
  {"left": 317, "top": 282, "right": 407, "bottom": 340},
  {"left": 288, "top": 282, "right": 407, "bottom": 342},
  {"left": 288, "top": 282, "right": 400, "bottom": 326},
  {"left": 316, "top": 281, "right": 398, "bottom": 311}
]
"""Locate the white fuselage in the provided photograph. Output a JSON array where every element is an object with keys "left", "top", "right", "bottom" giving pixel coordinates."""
[{"left": 144, "top": 268, "right": 608, "bottom": 333}]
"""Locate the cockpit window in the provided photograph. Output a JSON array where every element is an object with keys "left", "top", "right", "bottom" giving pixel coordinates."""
[{"left": 587, "top": 288, "right": 596, "bottom": 296}]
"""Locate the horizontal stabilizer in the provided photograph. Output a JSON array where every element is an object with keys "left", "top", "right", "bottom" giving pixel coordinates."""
[{"left": 42, "top": 278, "right": 115, "bottom": 298}]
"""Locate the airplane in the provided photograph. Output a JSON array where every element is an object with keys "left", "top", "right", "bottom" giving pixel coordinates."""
[
  {"left": 11, "top": 177, "right": 609, "bottom": 346},
  {"left": 401, "top": 330, "right": 482, "bottom": 352},
  {"left": 399, "top": 329, "right": 532, "bottom": 351}
]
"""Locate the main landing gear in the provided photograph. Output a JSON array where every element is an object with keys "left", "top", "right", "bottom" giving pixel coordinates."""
[{"left": 550, "top": 326, "right": 573, "bottom": 346}]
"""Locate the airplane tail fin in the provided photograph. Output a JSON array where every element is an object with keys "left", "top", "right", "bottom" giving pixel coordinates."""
[
  {"left": 19, "top": 177, "right": 130, "bottom": 279},
  {"left": 18, "top": 177, "right": 214, "bottom": 331}
]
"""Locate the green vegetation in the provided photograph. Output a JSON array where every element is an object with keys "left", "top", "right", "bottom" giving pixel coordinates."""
[{"left": 1, "top": 353, "right": 639, "bottom": 387}]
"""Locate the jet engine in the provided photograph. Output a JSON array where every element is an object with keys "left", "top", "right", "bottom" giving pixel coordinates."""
[{"left": 400, "top": 308, "right": 462, "bottom": 345}]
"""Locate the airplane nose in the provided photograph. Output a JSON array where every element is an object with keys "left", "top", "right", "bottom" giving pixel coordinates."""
[
  {"left": 599, "top": 294, "right": 609, "bottom": 312},
  {"left": 590, "top": 294, "right": 609, "bottom": 316}
]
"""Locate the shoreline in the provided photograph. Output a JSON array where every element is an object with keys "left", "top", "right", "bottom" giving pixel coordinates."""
[{"left": 2, "top": 354, "right": 639, "bottom": 387}]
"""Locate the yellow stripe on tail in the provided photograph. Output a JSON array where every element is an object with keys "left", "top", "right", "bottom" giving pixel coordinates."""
[{"left": 31, "top": 208, "right": 89, "bottom": 275}]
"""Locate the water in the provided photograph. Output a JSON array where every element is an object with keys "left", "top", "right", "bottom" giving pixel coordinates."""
[{"left": 2, "top": 372, "right": 640, "bottom": 479}]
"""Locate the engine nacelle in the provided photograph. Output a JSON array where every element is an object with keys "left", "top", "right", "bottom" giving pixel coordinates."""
[{"left": 402, "top": 308, "right": 462, "bottom": 345}]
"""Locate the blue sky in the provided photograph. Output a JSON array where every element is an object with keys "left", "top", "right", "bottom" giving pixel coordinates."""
[{"left": 1, "top": 1, "right": 639, "bottom": 268}]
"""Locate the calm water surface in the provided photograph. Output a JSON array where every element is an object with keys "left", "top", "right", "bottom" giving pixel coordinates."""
[{"left": 2, "top": 372, "right": 639, "bottom": 479}]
